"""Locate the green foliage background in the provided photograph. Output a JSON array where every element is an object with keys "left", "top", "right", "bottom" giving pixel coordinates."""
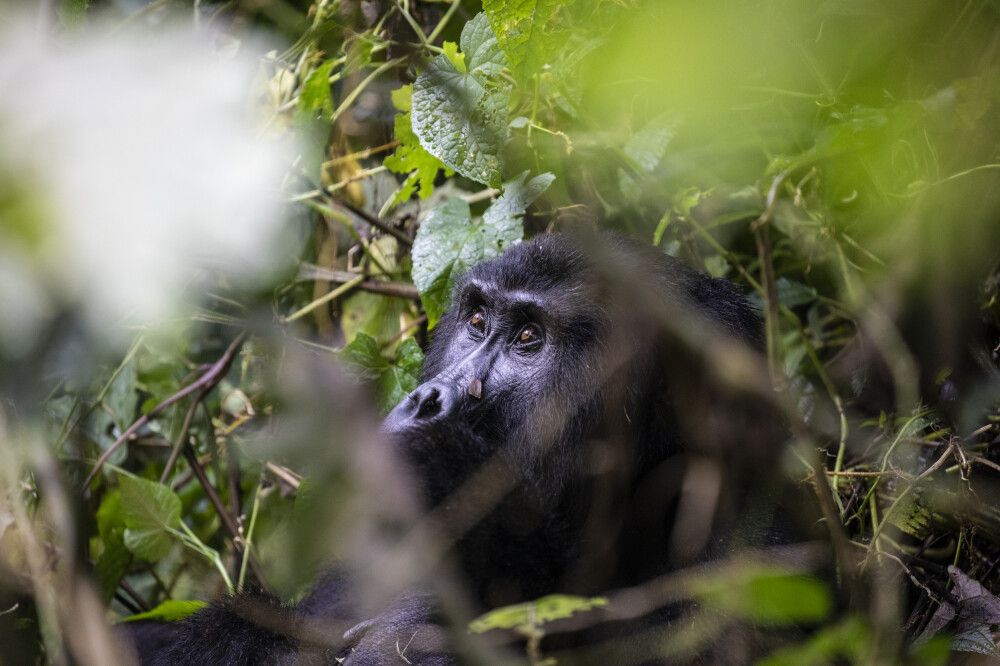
[{"left": 2, "top": 0, "right": 1000, "bottom": 664}]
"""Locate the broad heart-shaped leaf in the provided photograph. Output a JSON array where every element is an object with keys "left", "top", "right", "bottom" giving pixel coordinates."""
[
  {"left": 411, "top": 197, "right": 473, "bottom": 326},
  {"left": 411, "top": 55, "right": 509, "bottom": 188},
  {"left": 482, "top": 171, "right": 555, "bottom": 230},
  {"left": 461, "top": 12, "right": 507, "bottom": 78},
  {"left": 411, "top": 172, "right": 554, "bottom": 327},
  {"left": 119, "top": 475, "right": 181, "bottom": 562},
  {"left": 482, "top": 0, "right": 574, "bottom": 76},
  {"left": 341, "top": 334, "right": 425, "bottom": 413}
]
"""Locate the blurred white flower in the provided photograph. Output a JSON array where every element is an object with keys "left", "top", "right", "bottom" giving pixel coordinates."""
[{"left": 0, "top": 17, "right": 296, "bottom": 351}]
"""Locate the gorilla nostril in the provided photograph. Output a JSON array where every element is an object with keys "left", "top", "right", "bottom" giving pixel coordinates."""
[{"left": 415, "top": 387, "right": 442, "bottom": 419}]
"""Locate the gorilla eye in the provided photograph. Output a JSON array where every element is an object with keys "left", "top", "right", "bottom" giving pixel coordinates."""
[
  {"left": 468, "top": 309, "right": 487, "bottom": 335},
  {"left": 516, "top": 324, "right": 543, "bottom": 347}
]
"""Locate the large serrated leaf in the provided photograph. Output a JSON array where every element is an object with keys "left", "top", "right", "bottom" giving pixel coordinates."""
[
  {"left": 119, "top": 475, "right": 181, "bottom": 562},
  {"left": 482, "top": 0, "right": 574, "bottom": 76},
  {"left": 411, "top": 55, "right": 509, "bottom": 187},
  {"left": 461, "top": 12, "right": 507, "bottom": 78},
  {"left": 411, "top": 172, "right": 553, "bottom": 327}
]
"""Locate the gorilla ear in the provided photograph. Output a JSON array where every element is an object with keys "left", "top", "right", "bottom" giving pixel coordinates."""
[{"left": 468, "top": 378, "right": 483, "bottom": 399}]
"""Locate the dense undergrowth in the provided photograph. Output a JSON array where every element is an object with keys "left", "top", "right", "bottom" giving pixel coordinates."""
[{"left": 2, "top": 0, "right": 1000, "bottom": 664}]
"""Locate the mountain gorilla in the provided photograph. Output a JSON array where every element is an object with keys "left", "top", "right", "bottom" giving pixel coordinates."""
[{"left": 126, "top": 232, "right": 802, "bottom": 664}]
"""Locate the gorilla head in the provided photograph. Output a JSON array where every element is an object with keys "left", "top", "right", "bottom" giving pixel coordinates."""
[{"left": 382, "top": 233, "right": 781, "bottom": 605}]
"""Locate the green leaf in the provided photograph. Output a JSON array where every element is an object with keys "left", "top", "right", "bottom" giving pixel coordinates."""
[
  {"left": 704, "top": 254, "right": 730, "bottom": 279},
  {"left": 411, "top": 198, "right": 474, "bottom": 327},
  {"left": 384, "top": 84, "right": 452, "bottom": 202},
  {"left": 94, "top": 490, "right": 130, "bottom": 600},
  {"left": 411, "top": 172, "right": 553, "bottom": 327},
  {"left": 885, "top": 492, "right": 934, "bottom": 539},
  {"left": 390, "top": 85, "right": 413, "bottom": 113},
  {"left": 95, "top": 534, "right": 130, "bottom": 602},
  {"left": 345, "top": 35, "right": 374, "bottom": 74},
  {"left": 341, "top": 332, "right": 388, "bottom": 377},
  {"left": 377, "top": 338, "right": 424, "bottom": 412},
  {"left": 104, "top": 355, "right": 137, "bottom": 430},
  {"left": 411, "top": 55, "right": 509, "bottom": 187},
  {"left": 470, "top": 595, "right": 607, "bottom": 634},
  {"left": 693, "top": 567, "right": 831, "bottom": 626},
  {"left": 298, "top": 60, "right": 336, "bottom": 120},
  {"left": 120, "top": 600, "right": 207, "bottom": 623},
  {"left": 119, "top": 475, "right": 181, "bottom": 562},
  {"left": 482, "top": 171, "right": 555, "bottom": 230},
  {"left": 96, "top": 490, "right": 123, "bottom": 542},
  {"left": 775, "top": 278, "right": 818, "bottom": 308},
  {"left": 419, "top": 265, "right": 455, "bottom": 329},
  {"left": 460, "top": 12, "right": 507, "bottom": 78},
  {"left": 652, "top": 211, "right": 672, "bottom": 246},
  {"left": 341, "top": 334, "right": 425, "bottom": 413},
  {"left": 341, "top": 291, "right": 407, "bottom": 346},
  {"left": 442, "top": 41, "right": 466, "bottom": 73},
  {"left": 749, "top": 278, "right": 818, "bottom": 310},
  {"left": 624, "top": 114, "right": 676, "bottom": 173},
  {"left": 482, "top": 0, "right": 574, "bottom": 77}
]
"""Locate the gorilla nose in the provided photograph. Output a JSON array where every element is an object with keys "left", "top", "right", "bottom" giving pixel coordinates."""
[
  {"left": 383, "top": 381, "right": 460, "bottom": 433},
  {"left": 413, "top": 385, "right": 446, "bottom": 419}
]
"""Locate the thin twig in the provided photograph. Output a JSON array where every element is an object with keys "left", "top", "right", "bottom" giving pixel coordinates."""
[
  {"left": 265, "top": 461, "right": 302, "bottom": 490},
  {"left": 382, "top": 315, "right": 427, "bottom": 350},
  {"left": 159, "top": 392, "right": 206, "bottom": 484},
  {"left": 806, "top": 443, "right": 864, "bottom": 605},
  {"left": 330, "top": 57, "right": 407, "bottom": 126},
  {"left": 284, "top": 274, "right": 366, "bottom": 323},
  {"left": 323, "top": 140, "right": 399, "bottom": 167},
  {"left": 426, "top": 0, "right": 462, "bottom": 43},
  {"left": 83, "top": 333, "right": 247, "bottom": 489},
  {"left": 336, "top": 198, "right": 413, "bottom": 246},
  {"left": 751, "top": 171, "right": 788, "bottom": 386},
  {"left": 298, "top": 264, "right": 419, "bottom": 299},
  {"left": 181, "top": 445, "right": 271, "bottom": 593}
]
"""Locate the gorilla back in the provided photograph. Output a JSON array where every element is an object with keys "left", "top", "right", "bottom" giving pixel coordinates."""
[{"left": 127, "top": 232, "right": 799, "bottom": 664}]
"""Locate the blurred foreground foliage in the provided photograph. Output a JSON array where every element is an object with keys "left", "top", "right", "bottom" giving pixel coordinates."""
[{"left": 2, "top": 0, "right": 1000, "bottom": 664}]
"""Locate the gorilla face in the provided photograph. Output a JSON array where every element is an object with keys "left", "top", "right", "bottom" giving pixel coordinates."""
[
  {"left": 385, "top": 236, "right": 612, "bottom": 491},
  {"left": 382, "top": 232, "right": 772, "bottom": 571}
]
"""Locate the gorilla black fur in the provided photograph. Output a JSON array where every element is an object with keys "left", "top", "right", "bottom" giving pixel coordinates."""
[{"left": 126, "top": 232, "right": 799, "bottom": 664}]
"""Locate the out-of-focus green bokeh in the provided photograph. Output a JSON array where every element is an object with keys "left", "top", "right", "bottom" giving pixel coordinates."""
[{"left": 1, "top": 0, "right": 999, "bottom": 663}]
